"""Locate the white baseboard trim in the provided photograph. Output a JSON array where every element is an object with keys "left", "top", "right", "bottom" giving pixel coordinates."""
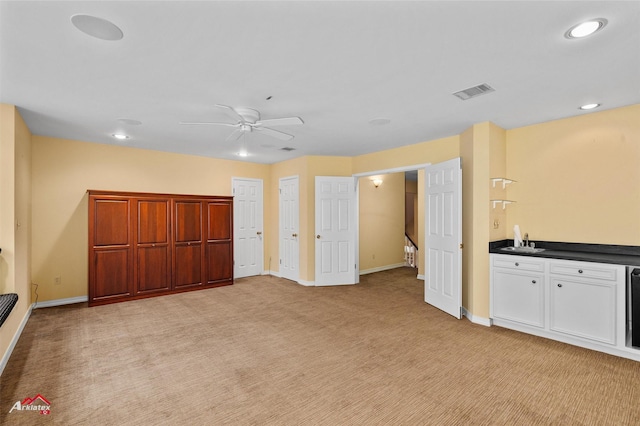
[
  {"left": 461, "top": 307, "right": 492, "bottom": 327},
  {"left": 264, "top": 270, "right": 314, "bottom": 286},
  {"left": 417, "top": 274, "right": 425, "bottom": 280},
  {"left": 34, "top": 296, "right": 88, "bottom": 309},
  {"left": 359, "top": 263, "right": 406, "bottom": 275},
  {"left": 0, "top": 303, "right": 33, "bottom": 376},
  {"left": 265, "top": 270, "right": 284, "bottom": 280}
]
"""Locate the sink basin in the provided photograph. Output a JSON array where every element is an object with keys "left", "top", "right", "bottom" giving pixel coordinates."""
[{"left": 500, "top": 246, "right": 545, "bottom": 253}]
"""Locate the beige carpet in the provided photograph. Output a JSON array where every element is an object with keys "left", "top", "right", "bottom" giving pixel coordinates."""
[{"left": 1, "top": 267, "right": 640, "bottom": 425}]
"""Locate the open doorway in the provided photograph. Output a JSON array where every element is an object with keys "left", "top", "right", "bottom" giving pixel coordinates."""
[{"left": 355, "top": 164, "right": 429, "bottom": 279}]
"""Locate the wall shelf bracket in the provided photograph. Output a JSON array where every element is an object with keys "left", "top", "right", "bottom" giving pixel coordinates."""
[
  {"left": 491, "top": 178, "right": 516, "bottom": 189},
  {"left": 491, "top": 200, "right": 515, "bottom": 209}
]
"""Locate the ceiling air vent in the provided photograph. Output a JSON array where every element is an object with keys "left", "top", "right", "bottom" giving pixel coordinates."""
[
  {"left": 280, "top": 147, "right": 296, "bottom": 151},
  {"left": 453, "top": 83, "right": 495, "bottom": 101}
]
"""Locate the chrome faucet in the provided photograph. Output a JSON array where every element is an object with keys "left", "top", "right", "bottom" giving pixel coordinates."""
[{"left": 524, "top": 233, "right": 529, "bottom": 247}]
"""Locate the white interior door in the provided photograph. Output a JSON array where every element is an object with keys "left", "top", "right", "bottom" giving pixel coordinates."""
[
  {"left": 315, "top": 176, "right": 356, "bottom": 286},
  {"left": 232, "top": 178, "right": 263, "bottom": 278},
  {"left": 425, "top": 158, "right": 462, "bottom": 319},
  {"left": 279, "top": 176, "right": 299, "bottom": 282}
]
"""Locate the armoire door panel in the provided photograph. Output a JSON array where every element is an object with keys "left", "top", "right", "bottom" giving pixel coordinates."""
[
  {"left": 174, "top": 244, "right": 203, "bottom": 288},
  {"left": 208, "top": 202, "right": 232, "bottom": 240},
  {"left": 137, "top": 200, "right": 169, "bottom": 244},
  {"left": 137, "top": 246, "right": 171, "bottom": 293},
  {"left": 175, "top": 201, "right": 202, "bottom": 242},
  {"left": 135, "top": 199, "right": 171, "bottom": 294},
  {"left": 94, "top": 200, "right": 129, "bottom": 246},
  {"left": 207, "top": 242, "right": 232, "bottom": 283},
  {"left": 93, "top": 249, "right": 131, "bottom": 299}
]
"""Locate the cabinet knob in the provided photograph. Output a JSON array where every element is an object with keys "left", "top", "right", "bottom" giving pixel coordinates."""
[
  {"left": 515, "top": 262, "right": 519, "bottom": 267},
  {"left": 257, "top": 231, "right": 262, "bottom": 235},
  {"left": 578, "top": 269, "right": 583, "bottom": 274},
  {"left": 292, "top": 233, "right": 298, "bottom": 237},
  {"left": 557, "top": 283, "right": 563, "bottom": 288},
  {"left": 532, "top": 280, "right": 536, "bottom": 284},
  {"left": 317, "top": 235, "right": 321, "bottom": 239}
]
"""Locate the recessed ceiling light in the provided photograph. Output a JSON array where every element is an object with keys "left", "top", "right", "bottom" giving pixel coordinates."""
[
  {"left": 579, "top": 103, "right": 601, "bottom": 110},
  {"left": 237, "top": 151, "right": 248, "bottom": 157},
  {"left": 112, "top": 133, "right": 129, "bottom": 140},
  {"left": 71, "top": 14, "right": 123, "bottom": 41},
  {"left": 565, "top": 19, "right": 607, "bottom": 39},
  {"left": 116, "top": 118, "right": 142, "bottom": 126},
  {"left": 369, "top": 118, "right": 391, "bottom": 126}
]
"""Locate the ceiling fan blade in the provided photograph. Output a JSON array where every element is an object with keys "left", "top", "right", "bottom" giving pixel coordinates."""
[
  {"left": 256, "top": 117, "right": 304, "bottom": 127},
  {"left": 179, "top": 121, "right": 237, "bottom": 127},
  {"left": 214, "top": 104, "right": 244, "bottom": 123},
  {"left": 255, "top": 126, "right": 294, "bottom": 141},
  {"left": 225, "top": 128, "right": 244, "bottom": 143}
]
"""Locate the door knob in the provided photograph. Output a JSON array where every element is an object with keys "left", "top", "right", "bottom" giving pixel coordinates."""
[{"left": 316, "top": 235, "right": 321, "bottom": 239}]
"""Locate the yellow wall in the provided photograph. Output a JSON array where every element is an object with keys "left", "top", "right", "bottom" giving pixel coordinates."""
[
  {"left": 359, "top": 172, "right": 406, "bottom": 272},
  {"left": 460, "top": 122, "right": 506, "bottom": 319},
  {"left": 489, "top": 124, "right": 507, "bottom": 242},
  {"left": 30, "top": 136, "right": 270, "bottom": 302},
  {"left": 460, "top": 126, "right": 474, "bottom": 312},
  {"left": 0, "top": 105, "right": 32, "bottom": 366},
  {"left": 506, "top": 104, "right": 640, "bottom": 245},
  {"left": 352, "top": 136, "right": 459, "bottom": 174}
]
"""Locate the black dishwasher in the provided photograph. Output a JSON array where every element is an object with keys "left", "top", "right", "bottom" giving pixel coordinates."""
[{"left": 632, "top": 268, "right": 640, "bottom": 347}]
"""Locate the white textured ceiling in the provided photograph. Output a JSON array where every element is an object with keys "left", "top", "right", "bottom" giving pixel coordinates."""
[{"left": 1, "top": 1, "right": 639, "bottom": 164}]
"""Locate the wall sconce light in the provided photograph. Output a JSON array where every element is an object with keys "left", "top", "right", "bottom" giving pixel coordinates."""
[{"left": 372, "top": 178, "right": 383, "bottom": 188}]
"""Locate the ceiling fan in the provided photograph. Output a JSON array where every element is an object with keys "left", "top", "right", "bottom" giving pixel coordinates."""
[{"left": 180, "top": 104, "right": 304, "bottom": 142}]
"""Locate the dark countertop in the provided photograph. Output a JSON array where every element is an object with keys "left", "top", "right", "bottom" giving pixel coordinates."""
[{"left": 489, "top": 240, "right": 640, "bottom": 267}]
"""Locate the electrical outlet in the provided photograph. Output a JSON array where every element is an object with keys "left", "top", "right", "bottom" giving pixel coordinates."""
[
  {"left": 54, "top": 276, "right": 61, "bottom": 285},
  {"left": 493, "top": 219, "right": 500, "bottom": 229}
]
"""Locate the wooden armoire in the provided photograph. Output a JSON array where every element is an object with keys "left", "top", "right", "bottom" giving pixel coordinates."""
[{"left": 88, "top": 190, "right": 233, "bottom": 306}]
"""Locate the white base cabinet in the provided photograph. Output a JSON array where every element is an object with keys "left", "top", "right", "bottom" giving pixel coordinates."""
[
  {"left": 549, "top": 277, "right": 616, "bottom": 345},
  {"left": 492, "top": 259, "right": 545, "bottom": 328},
  {"left": 491, "top": 254, "right": 639, "bottom": 362}
]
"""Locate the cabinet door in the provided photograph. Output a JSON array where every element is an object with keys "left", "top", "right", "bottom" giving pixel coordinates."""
[
  {"left": 135, "top": 199, "right": 171, "bottom": 294},
  {"left": 492, "top": 270, "right": 544, "bottom": 327},
  {"left": 90, "top": 198, "right": 133, "bottom": 303},
  {"left": 550, "top": 278, "right": 616, "bottom": 344},
  {"left": 173, "top": 200, "right": 205, "bottom": 289},
  {"left": 206, "top": 201, "right": 233, "bottom": 284}
]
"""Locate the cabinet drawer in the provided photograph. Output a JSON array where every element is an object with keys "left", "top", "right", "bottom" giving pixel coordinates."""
[
  {"left": 549, "top": 262, "right": 617, "bottom": 282},
  {"left": 492, "top": 255, "right": 545, "bottom": 272}
]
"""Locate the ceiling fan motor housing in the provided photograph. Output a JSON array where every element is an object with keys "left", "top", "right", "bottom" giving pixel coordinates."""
[{"left": 235, "top": 107, "right": 260, "bottom": 124}]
